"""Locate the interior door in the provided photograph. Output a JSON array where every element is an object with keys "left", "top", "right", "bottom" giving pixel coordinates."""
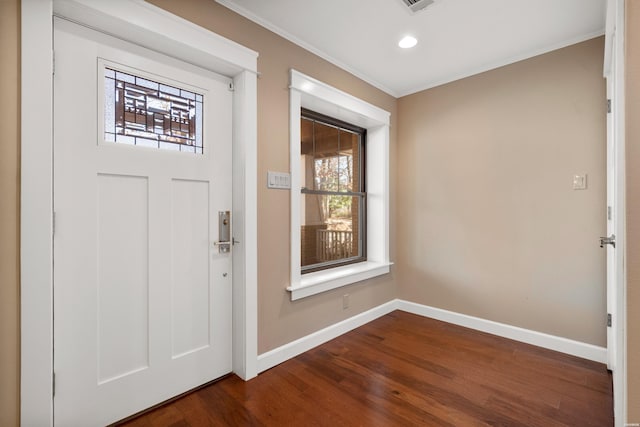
[
  {"left": 53, "top": 18, "right": 233, "bottom": 426},
  {"left": 604, "top": 38, "right": 620, "bottom": 372}
]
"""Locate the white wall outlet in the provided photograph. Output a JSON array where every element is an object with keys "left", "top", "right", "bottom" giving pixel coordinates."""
[
  {"left": 267, "top": 171, "right": 291, "bottom": 189},
  {"left": 572, "top": 174, "right": 587, "bottom": 190},
  {"left": 342, "top": 294, "right": 349, "bottom": 310}
]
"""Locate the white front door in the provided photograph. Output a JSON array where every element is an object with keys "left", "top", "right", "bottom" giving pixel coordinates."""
[{"left": 53, "top": 18, "right": 233, "bottom": 426}]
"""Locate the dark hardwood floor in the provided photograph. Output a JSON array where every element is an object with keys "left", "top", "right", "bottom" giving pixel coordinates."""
[{"left": 119, "top": 311, "right": 613, "bottom": 426}]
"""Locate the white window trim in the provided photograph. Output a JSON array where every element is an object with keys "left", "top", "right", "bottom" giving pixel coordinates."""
[
  {"left": 287, "top": 70, "right": 391, "bottom": 300},
  {"left": 21, "top": 1, "right": 258, "bottom": 424}
]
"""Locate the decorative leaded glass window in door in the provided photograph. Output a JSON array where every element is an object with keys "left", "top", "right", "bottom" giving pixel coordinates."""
[{"left": 103, "top": 68, "right": 203, "bottom": 153}]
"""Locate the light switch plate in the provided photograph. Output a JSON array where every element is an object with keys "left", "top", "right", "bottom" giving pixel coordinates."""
[
  {"left": 267, "top": 171, "right": 291, "bottom": 189},
  {"left": 572, "top": 173, "right": 587, "bottom": 190}
]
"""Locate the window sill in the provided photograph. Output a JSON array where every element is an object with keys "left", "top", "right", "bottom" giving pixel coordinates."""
[{"left": 287, "top": 261, "right": 392, "bottom": 300}]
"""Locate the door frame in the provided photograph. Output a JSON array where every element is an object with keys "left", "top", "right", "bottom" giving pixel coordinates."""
[
  {"left": 21, "top": 0, "right": 258, "bottom": 425},
  {"left": 603, "top": 0, "right": 627, "bottom": 424}
]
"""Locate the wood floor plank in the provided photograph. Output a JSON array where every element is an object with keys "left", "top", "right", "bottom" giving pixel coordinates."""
[{"left": 118, "top": 311, "right": 613, "bottom": 426}]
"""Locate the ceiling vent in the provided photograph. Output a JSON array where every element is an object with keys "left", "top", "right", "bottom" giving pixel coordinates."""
[{"left": 399, "top": 0, "right": 435, "bottom": 13}]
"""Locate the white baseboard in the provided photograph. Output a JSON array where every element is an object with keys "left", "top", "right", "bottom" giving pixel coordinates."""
[
  {"left": 257, "top": 300, "right": 397, "bottom": 373},
  {"left": 256, "top": 299, "right": 607, "bottom": 374},
  {"left": 396, "top": 300, "right": 607, "bottom": 364}
]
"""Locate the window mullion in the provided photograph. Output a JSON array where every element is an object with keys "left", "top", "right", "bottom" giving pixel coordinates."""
[{"left": 301, "top": 188, "right": 365, "bottom": 197}]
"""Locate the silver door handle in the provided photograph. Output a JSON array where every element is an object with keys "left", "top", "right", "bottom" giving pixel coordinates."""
[
  {"left": 213, "top": 241, "right": 231, "bottom": 252},
  {"left": 600, "top": 234, "right": 615, "bottom": 248}
]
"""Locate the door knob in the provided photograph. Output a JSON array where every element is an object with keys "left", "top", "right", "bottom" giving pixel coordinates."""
[{"left": 600, "top": 234, "right": 616, "bottom": 248}]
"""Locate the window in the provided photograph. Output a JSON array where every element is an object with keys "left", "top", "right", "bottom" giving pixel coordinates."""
[
  {"left": 301, "top": 109, "right": 366, "bottom": 272},
  {"left": 103, "top": 67, "right": 204, "bottom": 153},
  {"left": 288, "top": 70, "right": 391, "bottom": 300}
]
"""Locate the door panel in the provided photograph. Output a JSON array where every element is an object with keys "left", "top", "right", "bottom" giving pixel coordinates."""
[
  {"left": 171, "top": 179, "right": 212, "bottom": 358},
  {"left": 53, "top": 18, "right": 232, "bottom": 426},
  {"left": 97, "top": 174, "right": 150, "bottom": 383}
]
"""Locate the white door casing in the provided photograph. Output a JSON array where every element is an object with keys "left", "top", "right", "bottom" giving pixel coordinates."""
[
  {"left": 54, "top": 18, "right": 233, "bottom": 425},
  {"left": 21, "top": 1, "right": 258, "bottom": 425}
]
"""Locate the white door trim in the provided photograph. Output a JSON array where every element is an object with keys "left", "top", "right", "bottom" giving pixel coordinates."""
[{"left": 21, "top": 1, "right": 258, "bottom": 425}]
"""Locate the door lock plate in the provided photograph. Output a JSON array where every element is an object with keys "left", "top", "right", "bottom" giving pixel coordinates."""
[{"left": 215, "top": 211, "right": 231, "bottom": 253}]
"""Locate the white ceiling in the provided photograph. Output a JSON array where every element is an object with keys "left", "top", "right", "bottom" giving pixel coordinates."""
[{"left": 215, "top": 0, "right": 607, "bottom": 97}]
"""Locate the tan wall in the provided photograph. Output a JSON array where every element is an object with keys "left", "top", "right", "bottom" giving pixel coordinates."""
[
  {"left": 397, "top": 38, "right": 607, "bottom": 346},
  {"left": 0, "top": 0, "right": 20, "bottom": 425},
  {"left": 626, "top": 0, "right": 640, "bottom": 420},
  {"left": 148, "top": 0, "right": 398, "bottom": 353}
]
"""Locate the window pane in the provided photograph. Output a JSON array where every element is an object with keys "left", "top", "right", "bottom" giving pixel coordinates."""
[
  {"left": 104, "top": 67, "right": 203, "bottom": 154},
  {"left": 314, "top": 156, "right": 339, "bottom": 192},
  {"left": 340, "top": 131, "right": 361, "bottom": 192},
  {"left": 301, "top": 194, "right": 361, "bottom": 268},
  {"left": 300, "top": 117, "right": 361, "bottom": 193},
  {"left": 301, "top": 110, "right": 366, "bottom": 272}
]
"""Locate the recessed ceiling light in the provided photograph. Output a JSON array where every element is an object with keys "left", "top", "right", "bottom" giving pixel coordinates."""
[{"left": 398, "top": 36, "right": 418, "bottom": 49}]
